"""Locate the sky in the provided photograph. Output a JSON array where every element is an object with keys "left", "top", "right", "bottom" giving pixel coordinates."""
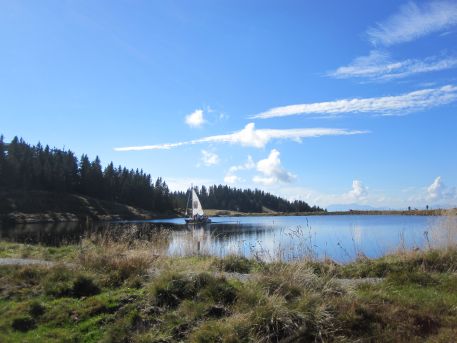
[{"left": 1, "top": 0, "right": 457, "bottom": 209}]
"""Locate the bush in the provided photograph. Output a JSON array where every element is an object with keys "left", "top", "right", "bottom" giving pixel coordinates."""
[
  {"left": 43, "top": 266, "right": 74, "bottom": 297},
  {"left": 249, "top": 295, "right": 303, "bottom": 342},
  {"left": 153, "top": 273, "right": 238, "bottom": 308},
  {"left": 43, "top": 266, "right": 100, "bottom": 298},
  {"left": 72, "top": 275, "right": 101, "bottom": 297},
  {"left": 12, "top": 316, "right": 35, "bottom": 332},
  {"left": 214, "top": 255, "right": 253, "bottom": 274},
  {"left": 154, "top": 274, "right": 196, "bottom": 308},
  {"left": 29, "top": 301, "right": 46, "bottom": 317},
  {"left": 80, "top": 248, "right": 153, "bottom": 286},
  {"left": 197, "top": 274, "right": 237, "bottom": 305},
  {"left": 190, "top": 320, "right": 238, "bottom": 343}
]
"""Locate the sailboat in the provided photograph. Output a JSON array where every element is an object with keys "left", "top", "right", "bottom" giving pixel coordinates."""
[{"left": 185, "top": 187, "right": 212, "bottom": 224}]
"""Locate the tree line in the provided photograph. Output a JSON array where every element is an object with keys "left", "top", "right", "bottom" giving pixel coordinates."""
[
  {"left": 173, "top": 185, "right": 323, "bottom": 213},
  {"left": 0, "top": 135, "right": 322, "bottom": 213},
  {"left": 0, "top": 136, "right": 173, "bottom": 212}
]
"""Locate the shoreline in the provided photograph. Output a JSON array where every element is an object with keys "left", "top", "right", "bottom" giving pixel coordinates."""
[
  {"left": 198, "top": 208, "right": 448, "bottom": 218},
  {"left": 2, "top": 208, "right": 449, "bottom": 224}
]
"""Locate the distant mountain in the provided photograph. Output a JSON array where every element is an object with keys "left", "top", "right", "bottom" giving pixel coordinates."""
[{"left": 326, "top": 203, "right": 389, "bottom": 212}]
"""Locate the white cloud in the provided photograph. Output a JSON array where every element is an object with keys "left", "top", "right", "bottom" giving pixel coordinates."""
[
  {"left": 114, "top": 123, "right": 367, "bottom": 151},
  {"left": 224, "top": 174, "right": 242, "bottom": 184},
  {"left": 425, "top": 176, "right": 455, "bottom": 203},
  {"left": 266, "top": 178, "right": 457, "bottom": 210},
  {"left": 347, "top": 180, "right": 368, "bottom": 201},
  {"left": 406, "top": 176, "right": 457, "bottom": 206},
  {"left": 185, "top": 109, "right": 205, "bottom": 128},
  {"left": 200, "top": 150, "right": 220, "bottom": 166},
  {"left": 262, "top": 180, "right": 371, "bottom": 208},
  {"left": 253, "top": 149, "right": 296, "bottom": 186},
  {"left": 252, "top": 85, "right": 457, "bottom": 119},
  {"left": 228, "top": 156, "right": 255, "bottom": 174},
  {"left": 330, "top": 50, "right": 457, "bottom": 80},
  {"left": 166, "top": 177, "right": 214, "bottom": 192},
  {"left": 427, "top": 176, "right": 443, "bottom": 200},
  {"left": 367, "top": 1, "right": 457, "bottom": 46},
  {"left": 224, "top": 156, "right": 255, "bottom": 184}
]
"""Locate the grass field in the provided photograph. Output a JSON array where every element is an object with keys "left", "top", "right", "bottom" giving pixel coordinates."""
[{"left": 1, "top": 223, "right": 457, "bottom": 343}]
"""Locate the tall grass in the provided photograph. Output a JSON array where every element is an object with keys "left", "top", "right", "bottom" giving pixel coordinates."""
[
  {"left": 72, "top": 210, "right": 457, "bottom": 274},
  {"left": 77, "top": 224, "right": 167, "bottom": 286},
  {"left": 429, "top": 209, "right": 457, "bottom": 249},
  {"left": 2, "top": 213, "right": 457, "bottom": 341}
]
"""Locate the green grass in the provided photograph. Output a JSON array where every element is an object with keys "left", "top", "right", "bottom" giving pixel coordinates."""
[
  {"left": 0, "top": 241, "right": 79, "bottom": 260},
  {"left": 1, "top": 241, "right": 457, "bottom": 342}
]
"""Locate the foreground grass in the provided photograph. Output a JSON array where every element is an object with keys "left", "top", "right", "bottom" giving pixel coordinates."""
[
  {"left": 1, "top": 240, "right": 457, "bottom": 342},
  {"left": 0, "top": 241, "right": 79, "bottom": 261}
]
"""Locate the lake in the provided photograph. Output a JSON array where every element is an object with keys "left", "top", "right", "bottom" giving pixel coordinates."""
[{"left": 1, "top": 215, "right": 451, "bottom": 262}]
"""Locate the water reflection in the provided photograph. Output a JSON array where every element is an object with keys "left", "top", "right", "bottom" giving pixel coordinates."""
[{"left": 0, "top": 215, "right": 442, "bottom": 262}]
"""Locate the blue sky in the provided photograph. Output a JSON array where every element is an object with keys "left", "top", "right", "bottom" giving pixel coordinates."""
[{"left": 1, "top": 0, "right": 457, "bottom": 209}]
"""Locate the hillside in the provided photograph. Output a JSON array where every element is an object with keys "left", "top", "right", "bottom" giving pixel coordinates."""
[
  {"left": 0, "top": 190, "right": 170, "bottom": 223},
  {"left": 0, "top": 135, "right": 322, "bottom": 221}
]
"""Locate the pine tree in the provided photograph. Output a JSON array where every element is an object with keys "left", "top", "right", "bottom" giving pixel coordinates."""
[{"left": 0, "top": 135, "right": 5, "bottom": 187}]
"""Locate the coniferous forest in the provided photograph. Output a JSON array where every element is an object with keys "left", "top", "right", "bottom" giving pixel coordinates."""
[
  {"left": 173, "top": 186, "right": 322, "bottom": 213},
  {"left": 0, "top": 136, "right": 322, "bottom": 214}
]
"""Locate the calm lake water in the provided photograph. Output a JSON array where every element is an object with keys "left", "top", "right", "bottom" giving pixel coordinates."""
[{"left": 0, "top": 215, "right": 448, "bottom": 262}]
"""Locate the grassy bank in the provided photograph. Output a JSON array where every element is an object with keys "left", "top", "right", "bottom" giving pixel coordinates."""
[
  {"left": 1, "top": 234, "right": 457, "bottom": 342},
  {"left": 203, "top": 208, "right": 448, "bottom": 217}
]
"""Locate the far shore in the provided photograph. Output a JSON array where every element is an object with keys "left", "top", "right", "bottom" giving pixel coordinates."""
[
  {"left": 201, "top": 208, "right": 449, "bottom": 218},
  {"left": 2, "top": 208, "right": 452, "bottom": 225}
]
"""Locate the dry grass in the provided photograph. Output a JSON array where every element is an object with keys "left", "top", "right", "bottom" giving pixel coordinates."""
[
  {"left": 2, "top": 212, "right": 457, "bottom": 342},
  {"left": 76, "top": 225, "right": 167, "bottom": 286},
  {"left": 429, "top": 208, "right": 457, "bottom": 249}
]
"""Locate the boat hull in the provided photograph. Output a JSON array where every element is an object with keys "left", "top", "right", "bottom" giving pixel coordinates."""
[{"left": 185, "top": 218, "right": 212, "bottom": 224}]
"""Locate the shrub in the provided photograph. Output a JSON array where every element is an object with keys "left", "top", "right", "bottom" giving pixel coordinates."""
[
  {"left": 12, "top": 316, "right": 36, "bottom": 332},
  {"left": 249, "top": 295, "right": 303, "bottom": 342},
  {"left": 43, "top": 266, "right": 100, "bottom": 297},
  {"left": 79, "top": 247, "right": 154, "bottom": 286},
  {"left": 190, "top": 320, "right": 238, "bottom": 343},
  {"left": 214, "top": 255, "right": 253, "bottom": 274},
  {"left": 101, "top": 307, "right": 143, "bottom": 343},
  {"left": 29, "top": 301, "right": 46, "bottom": 317},
  {"left": 72, "top": 275, "right": 101, "bottom": 297},
  {"left": 153, "top": 273, "right": 238, "bottom": 308},
  {"left": 43, "top": 266, "right": 74, "bottom": 297},
  {"left": 154, "top": 273, "right": 196, "bottom": 308}
]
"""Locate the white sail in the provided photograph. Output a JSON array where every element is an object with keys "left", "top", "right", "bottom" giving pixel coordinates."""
[{"left": 191, "top": 189, "right": 204, "bottom": 216}]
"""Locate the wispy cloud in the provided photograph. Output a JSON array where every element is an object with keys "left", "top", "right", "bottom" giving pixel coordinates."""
[
  {"left": 252, "top": 85, "right": 457, "bottom": 119},
  {"left": 253, "top": 149, "right": 296, "bottom": 186},
  {"left": 329, "top": 50, "right": 457, "bottom": 80},
  {"left": 200, "top": 150, "right": 220, "bottom": 166},
  {"left": 367, "top": 1, "right": 457, "bottom": 46},
  {"left": 427, "top": 176, "right": 444, "bottom": 200},
  {"left": 185, "top": 109, "right": 205, "bottom": 128},
  {"left": 224, "top": 156, "right": 255, "bottom": 184},
  {"left": 114, "top": 123, "right": 367, "bottom": 151}
]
